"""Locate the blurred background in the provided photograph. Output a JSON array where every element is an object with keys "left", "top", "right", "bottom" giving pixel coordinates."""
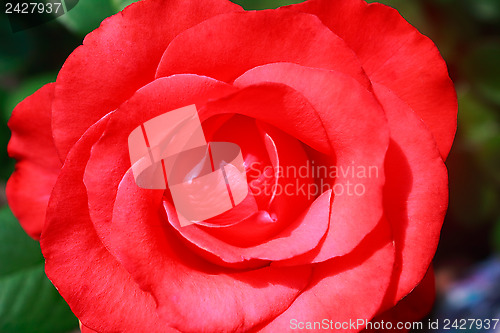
[{"left": 0, "top": 0, "right": 499, "bottom": 332}]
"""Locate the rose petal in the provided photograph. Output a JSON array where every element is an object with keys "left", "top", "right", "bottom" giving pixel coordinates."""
[
  {"left": 164, "top": 188, "right": 330, "bottom": 267},
  {"left": 108, "top": 169, "right": 312, "bottom": 333},
  {"left": 7, "top": 83, "right": 61, "bottom": 239},
  {"left": 80, "top": 325, "right": 98, "bottom": 333},
  {"left": 155, "top": 10, "right": 370, "bottom": 89},
  {"left": 84, "top": 75, "right": 237, "bottom": 243},
  {"left": 203, "top": 115, "right": 274, "bottom": 211},
  {"left": 374, "top": 83, "right": 447, "bottom": 305},
  {"left": 260, "top": 219, "right": 395, "bottom": 332},
  {"left": 365, "top": 266, "right": 435, "bottom": 332},
  {"left": 233, "top": 63, "right": 389, "bottom": 262},
  {"left": 257, "top": 122, "right": 315, "bottom": 224},
  {"left": 202, "top": 83, "right": 333, "bottom": 155},
  {"left": 291, "top": 0, "right": 457, "bottom": 158},
  {"left": 52, "top": 0, "right": 242, "bottom": 159},
  {"left": 41, "top": 115, "right": 177, "bottom": 333},
  {"left": 192, "top": 121, "right": 316, "bottom": 249}
]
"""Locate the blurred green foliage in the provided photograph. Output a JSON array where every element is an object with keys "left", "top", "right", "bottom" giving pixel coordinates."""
[
  {"left": 0, "top": 207, "right": 78, "bottom": 332},
  {"left": 0, "top": 0, "right": 499, "bottom": 331}
]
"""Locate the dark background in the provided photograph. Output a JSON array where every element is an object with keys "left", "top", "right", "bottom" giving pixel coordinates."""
[{"left": 0, "top": 0, "right": 499, "bottom": 332}]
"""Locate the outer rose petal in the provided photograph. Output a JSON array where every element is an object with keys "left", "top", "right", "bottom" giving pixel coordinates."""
[
  {"left": 41, "top": 115, "right": 177, "bottom": 333},
  {"left": 291, "top": 0, "right": 457, "bottom": 159},
  {"left": 365, "top": 266, "right": 435, "bottom": 333},
  {"left": 155, "top": 10, "right": 370, "bottom": 89},
  {"left": 52, "top": 0, "right": 242, "bottom": 159},
  {"left": 7, "top": 83, "right": 61, "bottom": 239},
  {"left": 80, "top": 325, "right": 98, "bottom": 333},
  {"left": 109, "top": 170, "right": 313, "bottom": 333},
  {"left": 374, "top": 83, "right": 447, "bottom": 305},
  {"left": 260, "top": 219, "right": 395, "bottom": 332}
]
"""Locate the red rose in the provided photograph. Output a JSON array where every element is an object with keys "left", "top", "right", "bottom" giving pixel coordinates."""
[{"left": 7, "top": 0, "right": 457, "bottom": 332}]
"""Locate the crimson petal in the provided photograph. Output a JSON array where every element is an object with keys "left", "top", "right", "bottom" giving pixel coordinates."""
[
  {"left": 109, "top": 169, "right": 313, "bottom": 332},
  {"left": 291, "top": 0, "right": 457, "bottom": 158},
  {"left": 374, "top": 83, "right": 447, "bottom": 305},
  {"left": 155, "top": 10, "right": 370, "bottom": 89},
  {"left": 7, "top": 83, "right": 61, "bottom": 239},
  {"left": 261, "top": 219, "right": 395, "bottom": 332},
  {"left": 234, "top": 63, "right": 389, "bottom": 262},
  {"left": 52, "top": 0, "right": 242, "bottom": 159},
  {"left": 41, "top": 115, "right": 177, "bottom": 333}
]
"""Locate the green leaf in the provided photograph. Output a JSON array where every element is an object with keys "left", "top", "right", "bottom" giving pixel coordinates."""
[
  {"left": 0, "top": 208, "right": 42, "bottom": 277},
  {"left": 0, "top": 207, "right": 79, "bottom": 333},
  {"left": 54, "top": 0, "right": 135, "bottom": 36}
]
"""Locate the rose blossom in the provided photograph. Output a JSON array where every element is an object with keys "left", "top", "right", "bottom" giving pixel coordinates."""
[{"left": 7, "top": 0, "right": 457, "bottom": 332}]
